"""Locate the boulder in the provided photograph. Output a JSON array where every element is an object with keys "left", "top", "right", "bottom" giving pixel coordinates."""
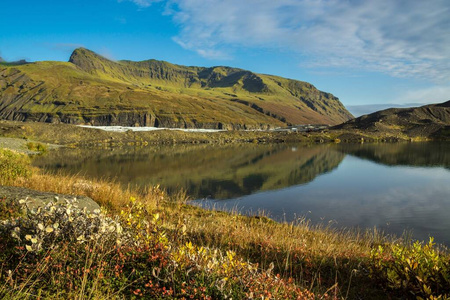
[{"left": 0, "top": 186, "right": 100, "bottom": 212}]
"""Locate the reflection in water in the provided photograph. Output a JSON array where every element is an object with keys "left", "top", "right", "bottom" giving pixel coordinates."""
[
  {"left": 336, "top": 142, "right": 450, "bottom": 168},
  {"left": 33, "top": 144, "right": 344, "bottom": 199},
  {"left": 199, "top": 156, "right": 450, "bottom": 245},
  {"left": 34, "top": 142, "right": 450, "bottom": 245}
]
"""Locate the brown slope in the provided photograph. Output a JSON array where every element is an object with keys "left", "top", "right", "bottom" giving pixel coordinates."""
[{"left": 334, "top": 101, "right": 450, "bottom": 140}]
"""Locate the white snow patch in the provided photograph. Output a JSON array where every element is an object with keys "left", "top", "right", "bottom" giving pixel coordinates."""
[{"left": 77, "top": 125, "right": 226, "bottom": 133}]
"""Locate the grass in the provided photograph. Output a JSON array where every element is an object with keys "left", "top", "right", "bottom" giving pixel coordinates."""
[
  {"left": 26, "top": 142, "right": 48, "bottom": 153},
  {"left": 0, "top": 151, "right": 449, "bottom": 299},
  {"left": 0, "top": 149, "right": 32, "bottom": 185}
]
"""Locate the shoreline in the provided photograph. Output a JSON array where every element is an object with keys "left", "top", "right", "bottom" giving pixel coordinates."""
[
  {"left": 1, "top": 120, "right": 440, "bottom": 150},
  {"left": 1, "top": 141, "right": 449, "bottom": 298}
]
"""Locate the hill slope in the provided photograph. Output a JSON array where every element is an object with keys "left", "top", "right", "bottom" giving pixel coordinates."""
[
  {"left": 334, "top": 101, "right": 450, "bottom": 140},
  {"left": 0, "top": 48, "right": 352, "bottom": 129}
]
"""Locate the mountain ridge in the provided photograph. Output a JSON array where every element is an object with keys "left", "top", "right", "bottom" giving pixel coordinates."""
[
  {"left": 334, "top": 101, "right": 450, "bottom": 140},
  {"left": 0, "top": 48, "right": 353, "bottom": 129}
]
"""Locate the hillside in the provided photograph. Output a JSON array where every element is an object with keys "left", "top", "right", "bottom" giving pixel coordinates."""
[
  {"left": 0, "top": 48, "right": 352, "bottom": 129},
  {"left": 334, "top": 101, "right": 450, "bottom": 140}
]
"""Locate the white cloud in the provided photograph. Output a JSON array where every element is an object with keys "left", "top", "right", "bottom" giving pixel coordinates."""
[
  {"left": 120, "top": 0, "right": 161, "bottom": 8},
  {"left": 160, "top": 0, "right": 450, "bottom": 82}
]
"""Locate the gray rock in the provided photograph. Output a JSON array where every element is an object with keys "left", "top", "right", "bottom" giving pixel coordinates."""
[{"left": 0, "top": 186, "right": 100, "bottom": 212}]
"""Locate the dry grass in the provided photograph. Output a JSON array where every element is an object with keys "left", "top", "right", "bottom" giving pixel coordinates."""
[{"left": 7, "top": 168, "right": 394, "bottom": 298}]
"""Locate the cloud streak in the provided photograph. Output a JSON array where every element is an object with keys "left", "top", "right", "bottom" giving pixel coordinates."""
[
  {"left": 120, "top": 0, "right": 162, "bottom": 8},
  {"left": 160, "top": 0, "right": 450, "bottom": 81}
]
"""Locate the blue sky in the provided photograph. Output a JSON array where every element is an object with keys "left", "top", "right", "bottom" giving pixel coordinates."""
[{"left": 1, "top": 0, "right": 449, "bottom": 106}]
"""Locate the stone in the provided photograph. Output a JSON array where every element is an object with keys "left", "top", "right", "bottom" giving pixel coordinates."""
[{"left": 0, "top": 185, "right": 100, "bottom": 212}]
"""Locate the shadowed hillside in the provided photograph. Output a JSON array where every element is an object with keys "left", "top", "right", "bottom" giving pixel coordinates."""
[
  {"left": 0, "top": 48, "right": 352, "bottom": 129},
  {"left": 334, "top": 101, "right": 450, "bottom": 140}
]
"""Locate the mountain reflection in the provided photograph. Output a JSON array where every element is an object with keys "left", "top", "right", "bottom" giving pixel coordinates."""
[
  {"left": 32, "top": 144, "right": 344, "bottom": 199},
  {"left": 335, "top": 142, "right": 450, "bottom": 168}
]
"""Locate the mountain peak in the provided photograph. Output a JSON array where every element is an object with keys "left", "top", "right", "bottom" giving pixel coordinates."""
[
  {"left": 69, "top": 48, "right": 112, "bottom": 74},
  {"left": 69, "top": 48, "right": 104, "bottom": 62},
  {"left": 0, "top": 56, "right": 4, "bottom": 63}
]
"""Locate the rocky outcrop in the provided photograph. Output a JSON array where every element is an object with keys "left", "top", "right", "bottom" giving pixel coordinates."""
[
  {"left": 0, "top": 186, "right": 100, "bottom": 212},
  {"left": 0, "top": 110, "right": 272, "bottom": 130}
]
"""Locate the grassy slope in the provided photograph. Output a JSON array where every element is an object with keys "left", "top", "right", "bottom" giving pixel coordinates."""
[
  {"left": 335, "top": 101, "right": 450, "bottom": 140},
  {"left": 0, "top": 48, "right": 353, "bottom": 128}
]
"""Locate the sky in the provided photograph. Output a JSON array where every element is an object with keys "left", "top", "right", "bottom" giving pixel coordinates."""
[{"left": 1, "top": 0, "right": 449, "bottom": 107}]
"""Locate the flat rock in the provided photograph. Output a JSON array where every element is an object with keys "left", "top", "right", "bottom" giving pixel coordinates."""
[{"left": 0, "top": 185, "right": 100, "bottom": 212}]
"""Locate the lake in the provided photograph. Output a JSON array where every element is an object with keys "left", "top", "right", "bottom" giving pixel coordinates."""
[{"left": 33, "top": 142, "right": 450, "bottom": 245}]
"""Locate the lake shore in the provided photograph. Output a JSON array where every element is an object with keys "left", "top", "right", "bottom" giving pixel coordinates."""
[
  {"left": 0, "top": 120, "right": 436, "bottom": 150},
  {"left": 1, "top": 145, "right": 450, "bottom": 298}
]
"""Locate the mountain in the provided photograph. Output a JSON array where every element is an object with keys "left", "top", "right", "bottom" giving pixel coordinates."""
[
  {"left": 0, "top": 57, "right": 4, "bottom": 63},
  {"left": 334, "top": 101, "right": 450, "bottom": 140},
  {"left": 0, "top": 48, "right": 352, "bottom": 129}
]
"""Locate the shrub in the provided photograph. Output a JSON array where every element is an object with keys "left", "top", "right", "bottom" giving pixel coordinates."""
[
  {"left": 0, "top": 149, "right": 31, "bottom": 184},
  {"left": 1, "top": 197, "right": 125, "bottom": 253},
  {"left": 26, "top": 142, "right": 48, "bottom": 153},
  {"left": 0, "top": 196, "right": 327, "bottom": 299},
  {"left": 370, "top": 238, "right": 450, "bottom": 299},
  {"left": 0, "top": 197, "right": 21, "bottom": 220}
]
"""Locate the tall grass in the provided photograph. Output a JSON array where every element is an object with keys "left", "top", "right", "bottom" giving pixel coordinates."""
[{"left": 1, "top": 153, "right": 449, "bottom": 298}]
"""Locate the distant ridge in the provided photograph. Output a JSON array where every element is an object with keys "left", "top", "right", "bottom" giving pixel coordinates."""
[
  {"left": 0, "top": 48, "right": 353, "bottom": 129},
  {"left": 335, "top": 101, "right": 450, "bottom": 139}
]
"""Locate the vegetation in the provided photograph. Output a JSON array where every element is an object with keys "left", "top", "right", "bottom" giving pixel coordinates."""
[
  {"left": 0, "top": 48, "right": 352, "bottom": 130},
  {"left": 0, "top": 147, "right": 449, "bottom": 299},
  {"left": 335, "top": 101, "right": 450, "bottom": 141},
  {"left": 371, "top": 239, "right": 450, "bottom": 299},
  {"left": 26, "top": 142, "right": 48, "bottom": 153},
  {"left": 0, "top": 149, "right": 32, "bottom": 185}
]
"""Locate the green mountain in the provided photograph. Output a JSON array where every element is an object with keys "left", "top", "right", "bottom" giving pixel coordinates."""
[
  {"left": 334, "top": 101, "right": 450, "bottom": 140},
  {"left": 0, "top": 48, "right": 353, "bottom": 129}
]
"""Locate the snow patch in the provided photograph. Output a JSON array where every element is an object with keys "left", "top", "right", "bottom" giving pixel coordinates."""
[{"left": 77, "top": 125, "right": 226, "bottom": 133}]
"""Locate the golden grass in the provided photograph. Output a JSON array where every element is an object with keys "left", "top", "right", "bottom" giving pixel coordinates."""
[{"left": 8, "top": 168, "right": 395, "bottom": 297}]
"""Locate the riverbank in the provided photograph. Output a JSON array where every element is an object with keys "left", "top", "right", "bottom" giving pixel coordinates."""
[{"left": 1, "top": 148, "right": 449, "bottom": 299}]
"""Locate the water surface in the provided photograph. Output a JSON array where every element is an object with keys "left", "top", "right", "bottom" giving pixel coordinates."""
[{"left": 33, "top": 142, "right": 450, "bottom": 245}]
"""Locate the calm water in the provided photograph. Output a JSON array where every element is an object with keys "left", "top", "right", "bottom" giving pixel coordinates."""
[{"left": 33, "top": 142, "right": 450, "bottom": 245}]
